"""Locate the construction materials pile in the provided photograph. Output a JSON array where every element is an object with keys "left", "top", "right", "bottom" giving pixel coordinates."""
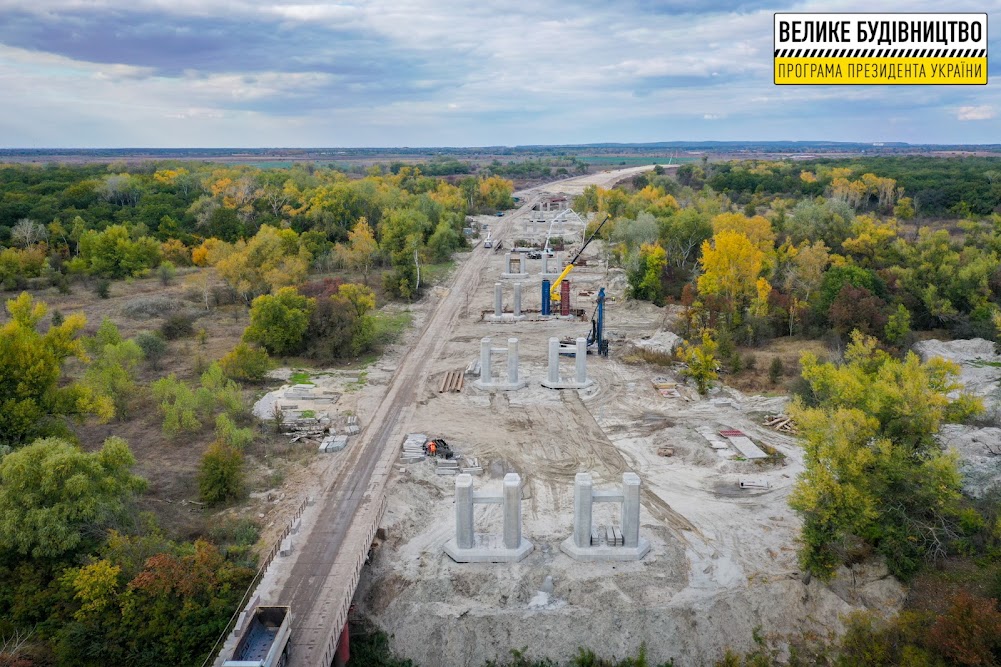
[
  {"left": 318, "top": 434, "right": 348, "bottom": 453},
  {"left": 400, "top": 433, "right": 427, "bottom": 464},
  {"left": 651, "top": 377, "right": 682, "bottom": 399},
  {"left": 762, "top": 414, "right": 797, "bottom": 433}
]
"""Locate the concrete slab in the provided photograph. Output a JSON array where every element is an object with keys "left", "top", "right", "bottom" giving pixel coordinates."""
[
  {"left": 560, "top": 536, "right": 650, "bottom": 561},
  {"left": 444, "top": 536, "right": 534, "bottom": 563}
]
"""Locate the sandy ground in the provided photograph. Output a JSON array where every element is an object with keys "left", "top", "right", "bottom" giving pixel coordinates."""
[
  {"left": 348, "top": 175, "right": 905, "bottom": 666},
  {"left": 914, "top": 338, "right": 1001, "bottom": 498}
]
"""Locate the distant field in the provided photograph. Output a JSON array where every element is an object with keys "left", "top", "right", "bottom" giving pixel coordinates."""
[{"left": 580, "top": 155, "right": 699, "bottom": 166}]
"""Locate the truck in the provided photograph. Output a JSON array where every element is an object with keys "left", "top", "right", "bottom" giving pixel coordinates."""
[
  {"left": 223, "top": 605, "right": 292, "bottom": 667},
  {"left": 483, "top": 234, "right": 493, "bottom": 248}
]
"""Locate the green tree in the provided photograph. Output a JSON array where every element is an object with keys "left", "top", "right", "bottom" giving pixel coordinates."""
[
  {"left": 77, "top": 224, "right": 162, "bottom": 278},
  {"left": 219, "top": 342, "right": 271, "bottom": 382},
  {"left": 82, "top": 320, "right": 143, "bottom": 419},
  {"left": 198, "top": 443, "right": 244, "bottom": 504},
  {"left": 243, "top": 287, "right": 315, "bottom": 355},
  {"left": 0, "top": 436, "right": 146, "bottom": 561},
  {"left": 678, "top": 332, "right": 719, "bottom": 395},
  {"left": 789, "top": 332, "right": 983, "bottom": 579},
  {"left": 0, "top": 293, "right": 112, "bottom": 448}
]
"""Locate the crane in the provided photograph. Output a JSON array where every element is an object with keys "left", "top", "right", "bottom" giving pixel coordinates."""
[{"left": 550, "top": 212, "right": 609, "bottom": 304}]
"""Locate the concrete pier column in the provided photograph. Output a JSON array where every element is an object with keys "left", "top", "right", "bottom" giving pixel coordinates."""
[
  {"left": 573, "top": 473, "right": 593, "bottom": 548},
  {"left": 575, "top": 337, "right": 587, "bottom": 384},
  {"left": 621, "top": 472, "right": 641, "bottom": 548},
  {"left": 505, "top": 252, "right": 513, "bottom": 274},
  {"left": 547, "top": 337, "right": 560, "bottom": 384},
  {"left": 542, "top": 254, "right": 549, "bottom": 274},
  {"left": 519, "top": 254, "right": 527, "bottom": 274},
  {"left": 507, "top": 338, "right": 519, "bottom": 384},
  {"left": 503, "top": 473, "right": 522, "bottom": 549},
  {"left": 480, "top": 337, "right": 492, "bottom": 383},
  {"left": 455, "top": 474, "right": 474, "bottom": 549},
  {"left": 494, "top": 283, "right": 503, "bottom": 317},
  {"left": 513, "top": 283, "right": 522, "bottom": 317}
]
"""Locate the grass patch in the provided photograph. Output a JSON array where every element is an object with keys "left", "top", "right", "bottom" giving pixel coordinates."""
[
  {"left": 421, "top": 260, "right": 456, "bottom": 285},
  {"left": 299, "top": 409, "right": 316, "bottom": 418},
  {"left": 969, "top": 359, "right": 1001, "bottom": 368},
  {"left": 372, "top": 310, "right": 412, "bottom": 346},
  {"left": 289, "top": 371, "right": 312, "bottom": 384}
]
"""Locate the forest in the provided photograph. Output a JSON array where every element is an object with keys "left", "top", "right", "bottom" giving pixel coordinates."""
[{"left": 0, "top": 160, "right": 514, "bottom": 665}]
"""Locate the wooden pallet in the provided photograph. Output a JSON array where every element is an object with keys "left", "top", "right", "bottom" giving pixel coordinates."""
[{"left": 438, "top": 370, "right": 465, "bottom": 393}]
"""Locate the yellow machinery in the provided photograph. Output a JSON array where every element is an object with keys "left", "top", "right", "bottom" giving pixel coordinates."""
[{"left": 550, "top": 212, "right": 609, "bottom": 304}]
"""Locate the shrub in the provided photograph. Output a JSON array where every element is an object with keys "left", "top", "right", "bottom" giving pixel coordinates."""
[
  {"left": 219, "top": 343, "right": 271, "bottom": 382},
  {"left": 156, "top": 261, "right": 176, "bottom": 286},
  {"left": 243, "top": 287, "right": 314, "bottom": 355},
  {"left": 121, "top": 296, "right": 183, "bottom": 318},
  {"left": 135, "top": 331, "right": 168, "bottom": 369},
  {"left": 215, "top": 414, "right": 254, "bottom": 450},
  {"left": 94, "top": 278, "right": 111, "bottom": 299},
  {"left": 160, "top": 313, "right": 195, "bottom": 340},
  {"left": 198, "top": 442, "right": 244, "bottom": 504},
  {"left": 768, "top": 357, "right": 784, "bottom": 384}
]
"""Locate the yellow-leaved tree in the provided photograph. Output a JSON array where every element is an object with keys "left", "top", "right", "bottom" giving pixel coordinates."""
[{"left": 697, "top": 230, "right": 766, "bottom": 323}]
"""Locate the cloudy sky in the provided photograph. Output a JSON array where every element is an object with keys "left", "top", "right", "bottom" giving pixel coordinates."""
[{"left": 0, "top": 0, "right": 997, "bottom": 147}]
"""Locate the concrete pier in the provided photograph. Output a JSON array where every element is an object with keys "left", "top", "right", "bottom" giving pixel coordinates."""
[
  {"left": 539, "top": 253, "right": 560, "bottom": 279},
  {"left": 501, "top": 252, "right": 528, "bottom": 279},
  {"left": 474, "top": 337, "right": 527, "bottom": 391},
  {"left": 494, "top": 283, "right": 503, "bottom": 317},
  {"left": 479, "top": 337, "right": 492, "bottom": 384},
  {"left": 507, "top": 338, "right": 519, "bottom": 385},
  {"left": 455, "top": 474, "right": 474, "bottom": 549},
  {"left": 561, "top": 472, "right": 650, "bottom": 561},
  {"left": 503, "top": 473, "right": 522, "bottom": 550},
  {"left": 621, "top": 472, "right": 641, "bottom": 549},
  {"left": 486, "top": 283, "right": 526, "bottom": 321},
  {"left": 572, "top": 472, "right": 593, "bottom": 548},
  {"left": 542, "top": 336, "right": 594, "bottom": 390},
  {"left": 546, "top": 337, "right": 559, "bottom": 385},
  {"left": 444, "top": 473, "right": 533, "bottom": 563}
]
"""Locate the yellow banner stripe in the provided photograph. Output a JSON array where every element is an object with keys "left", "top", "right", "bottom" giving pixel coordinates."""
[{"left": 774, "top": 57, "right": 987, "bottom": 85}]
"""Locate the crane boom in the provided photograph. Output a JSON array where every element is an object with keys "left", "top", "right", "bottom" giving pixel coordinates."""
[{"left": 550, "top": 212, "right": 609, "bottom": 302}]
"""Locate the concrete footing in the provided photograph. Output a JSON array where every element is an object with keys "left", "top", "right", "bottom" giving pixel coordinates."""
[
  {"left": 444, "top": 473, "right": 534, "bottom": 563},
  {"left": 541, "top": 337, "right": 594, "bottom": 389}
]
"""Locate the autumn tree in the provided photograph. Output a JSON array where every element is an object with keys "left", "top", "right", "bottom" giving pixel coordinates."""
[
  {"left": 0, "top": 293, "right": 111, "bottom": 447},
  {"left": 74, "top": 225, "right": 162, "bottom": 278},
  {"left": 82, "top": 319, "right": 144, "bottom": 419},
  {"left": 789, "top": 332, "right": 983, "bottom": 579},
  {"left": 243, "top": 287, "right": 315, "bottom": 355},
  {"left": 710, "top": 212, "right": 775, "bottom": 254},
  {"left": 214, "top": 225, "right": 312, "bottom": 303},
  {"left": 628, "top": 243, "right": 667, "bottom": 304},
  {"left": 219, "top": 342, "right": 271, "bottom": 382},
  {"left": 697, "top": 230, "right": 766, "bottom": 323},
  {"left": 336, "top": 218, "right": 379, "bottom": 284},
  {"left": 678, "top": 332, "right": 719, "bottom": 395},
  {"left": 0, "top": 436, "right": 146, "bottom": 561}
]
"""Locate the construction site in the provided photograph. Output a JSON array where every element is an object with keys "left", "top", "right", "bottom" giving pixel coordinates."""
[
  {"left": 346, "top": 209, "right": 904, "bottom": 666},
  {"left": 237, "top": 169, "right": 907, "bottom": 667}
]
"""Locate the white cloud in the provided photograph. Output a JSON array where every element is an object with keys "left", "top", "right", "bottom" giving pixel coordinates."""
[{"left": 956, "top": 105, "right": 995, "bottom": 121}]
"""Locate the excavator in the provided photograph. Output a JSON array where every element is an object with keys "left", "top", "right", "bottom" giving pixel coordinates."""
[{"left": 549, "top": 212, "right": 609, "bottom": 306}]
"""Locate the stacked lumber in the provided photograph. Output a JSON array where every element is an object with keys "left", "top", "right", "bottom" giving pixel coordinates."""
[
  {"left": 439, "top": 370, "right": 465, "bottom": 393},
  {"left": 763, "top": 414, "right": 798, "bottom": 433},
  {"left": 651, "top": 376, "right": 680, "bottom": 398},
  {"left": 461, "top": 457, "right": 483, "bottom": 475}
]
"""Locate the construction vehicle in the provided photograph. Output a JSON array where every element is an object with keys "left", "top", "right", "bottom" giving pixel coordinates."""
[
  {"left": 483, "top": 233, "right": 493, "bottom": 248},
  {"left": 586, "top": 287, "right": 610, "bottom": 357},
  {"left": 561, "top": 287, "right": 609, "bottom": 357},
  {"left": 223, "top": 604, "right": 292, "bottom": 667},
  {"left": 550, "top": 212, "right": 609, "bottom": 305}
]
